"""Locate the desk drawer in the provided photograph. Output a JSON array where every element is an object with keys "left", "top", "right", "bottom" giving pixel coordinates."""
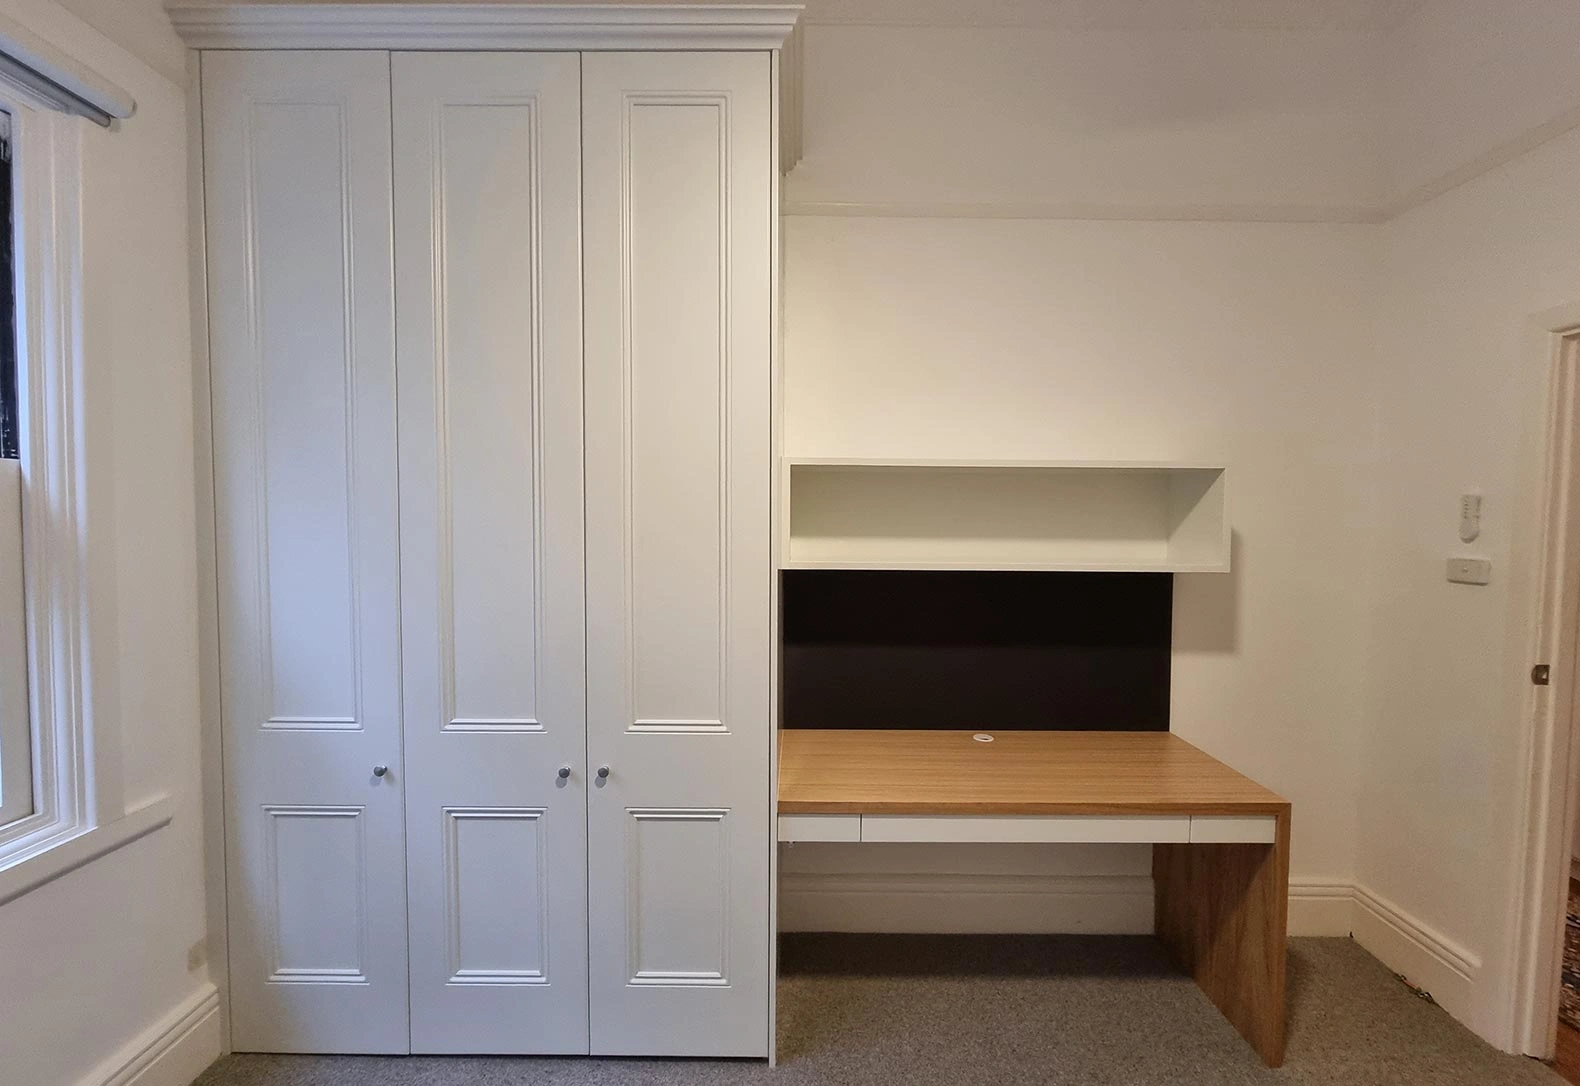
[
  {"left": 778, "top": 814, "right": 862, "bottom": 842},
  {"left": 859, "top": 815, "right": 1191, "bottom": 844},
  {"left": 1189, "top": 816, "right": 1278, "bottom": 844}
]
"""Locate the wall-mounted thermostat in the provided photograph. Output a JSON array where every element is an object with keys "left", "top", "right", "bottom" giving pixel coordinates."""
[{"left": 1459, "top": 493, "right": 1482, "bottom": 543}]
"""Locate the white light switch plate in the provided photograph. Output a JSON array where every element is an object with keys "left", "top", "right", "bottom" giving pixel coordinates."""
[{"left": 1447, "top": 557, "right": 1492, "bottom": 586}]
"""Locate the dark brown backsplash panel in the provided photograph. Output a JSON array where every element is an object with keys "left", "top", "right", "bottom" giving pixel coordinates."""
[{"left": 782, "top": 570, "right": 1172, "bottom": 731}]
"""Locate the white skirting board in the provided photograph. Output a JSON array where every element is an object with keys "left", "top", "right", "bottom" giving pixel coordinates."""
[
  {"left": 1350, "top": 885, "right": 1479, "bottom": 1024},
  {"left": 77, "top": 983, "right": 222, "bottom": 1086},
  {"left": 777, "top": 873, "right": 1361, "bottom": 938},
  {"left": 1288, "top": 878, "right": 1357, "bottom": 936}
]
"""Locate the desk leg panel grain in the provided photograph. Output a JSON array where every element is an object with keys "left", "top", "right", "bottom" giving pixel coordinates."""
[{"left": 1153, "top": 807, "right": 1290, "bottom": 1067}]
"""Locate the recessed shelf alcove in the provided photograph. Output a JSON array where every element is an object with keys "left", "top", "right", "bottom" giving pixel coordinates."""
[{"left": 783, "top": 459, "right": 1229, "bottom": 573}]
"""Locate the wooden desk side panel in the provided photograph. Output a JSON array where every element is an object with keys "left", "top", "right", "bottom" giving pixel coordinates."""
[{"left": 1154, "top": 807, "right": 1290, "bottom": 1067}]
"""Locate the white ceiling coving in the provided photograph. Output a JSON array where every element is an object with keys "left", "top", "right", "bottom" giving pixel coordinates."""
[{"left": 798, "top": 0, "right": 1426, "bottom": 30}]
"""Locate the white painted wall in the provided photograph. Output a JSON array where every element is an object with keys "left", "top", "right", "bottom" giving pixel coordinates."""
[
  {"left": 0, "top": 2, "right": 213, "bottom": 1084},
  {"left": 779, "top": 12, "right": 1383, "bottom": 935},
  {"left": 1355, "top": 123, "right": 1580, "bottom": 1044}
]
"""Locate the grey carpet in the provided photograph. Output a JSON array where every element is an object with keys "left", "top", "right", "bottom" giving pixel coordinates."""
[{"left": 196, "top": 935, "right": 1560, "bottom": 1085}]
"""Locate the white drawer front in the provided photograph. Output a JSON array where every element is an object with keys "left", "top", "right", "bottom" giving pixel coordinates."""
[
  {"left": 778, "top": 815, "right": 862, "bottom": 843},
  {"left": 1189, "top": 816, "right": 1278, "bottom": 844},
  {"left": 859, "top": 815, "right": 1190, "bottom": 844}
]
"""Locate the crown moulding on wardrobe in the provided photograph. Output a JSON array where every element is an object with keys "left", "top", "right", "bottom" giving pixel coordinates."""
[{"left": 165, "top": 3, "right": 804, "bottom": 51}]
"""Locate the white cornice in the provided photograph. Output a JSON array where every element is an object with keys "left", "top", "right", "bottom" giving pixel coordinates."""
[
  {"left": 783, "top": 98, "right": 1580, "bottom": 227},
  {"left": 1382, "top": 101, "right": 1580, "bottom": 222},
  {"left": 167, "top": 3, "right": 803, "bottom": 51},
  {"left": 796, "top": 0, "right": 1422, "bottom": 32}
]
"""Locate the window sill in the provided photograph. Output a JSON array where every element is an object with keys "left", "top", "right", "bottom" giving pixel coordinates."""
[{"left": 0, "top": 794, "right": 173, "bottom": 907}]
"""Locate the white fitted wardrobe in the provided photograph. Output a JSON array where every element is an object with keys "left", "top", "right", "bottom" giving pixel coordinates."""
[{"left": 191, "top": 5, "right": 795, "bottom": 1058}]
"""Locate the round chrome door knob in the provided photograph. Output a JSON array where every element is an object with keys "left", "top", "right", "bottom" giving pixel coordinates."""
[
  {"left": 557, "top": 766, "right": 571, "bottom": 780},
  {"left": 372, "top": 764, "right": 389, "bottom": 778},
  {"left": 596, "top": 765, "right": 611, "bottom": 780}
]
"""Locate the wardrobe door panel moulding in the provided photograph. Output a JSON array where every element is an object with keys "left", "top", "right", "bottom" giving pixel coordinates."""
[
  {"left": 392, "top": 51, "right": 590, "bottom": 1056},
  {"left": 582, "top": 50, "right": 775, "bottom": 1058},
  {"left": 203, "top": 50, "right": 410, "bottom": 1054}
]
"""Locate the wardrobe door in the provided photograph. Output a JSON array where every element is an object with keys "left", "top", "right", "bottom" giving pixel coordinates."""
[
  {"left": 203, "top": 52, "right": 409, "bottom": 1053},
  {"left": 581, "top": 51, "right": 775, "bottom": 1057},
  {"left": 392, "top": 52, "right": 589, "bottom": 1055}
]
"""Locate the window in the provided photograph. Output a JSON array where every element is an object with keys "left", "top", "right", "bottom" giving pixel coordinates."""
[
  {"left": 0, "top": 22, "right": 139, "bottom": 889},
  {"left": 0, "top": 110, "right": 29, "bottom": 834},
  {"left": 0, "top": 82, "right": 94, "bottom": 867},
  {"left": 0, "top": 114, "right": 15, "bottom": 462}
]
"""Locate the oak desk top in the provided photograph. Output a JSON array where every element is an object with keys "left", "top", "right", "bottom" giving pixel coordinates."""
[{"left": 777, "top": 730, "right": 1288, "bottom": 816}]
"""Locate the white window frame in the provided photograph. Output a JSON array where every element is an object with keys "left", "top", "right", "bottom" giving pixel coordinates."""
[
  {"left": 0, "top": 74, "right": 98, "bottom": 867},
  {"left": 0, "top": 457, "right": 27, "bottom": 828}
]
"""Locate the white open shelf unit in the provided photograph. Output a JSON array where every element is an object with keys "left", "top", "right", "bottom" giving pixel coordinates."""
[{"left": 782, "top": 458, "right": 1230, "bottom": 573}]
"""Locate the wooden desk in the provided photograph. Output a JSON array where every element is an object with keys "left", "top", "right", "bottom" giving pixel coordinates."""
[{"left": 777, "top": 730, "right": 1291, "bottom": 1067}]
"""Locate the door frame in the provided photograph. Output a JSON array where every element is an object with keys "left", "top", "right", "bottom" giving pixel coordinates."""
[{"left": 1509, "top": 313, "right": 1580, "bottom": 1058}]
